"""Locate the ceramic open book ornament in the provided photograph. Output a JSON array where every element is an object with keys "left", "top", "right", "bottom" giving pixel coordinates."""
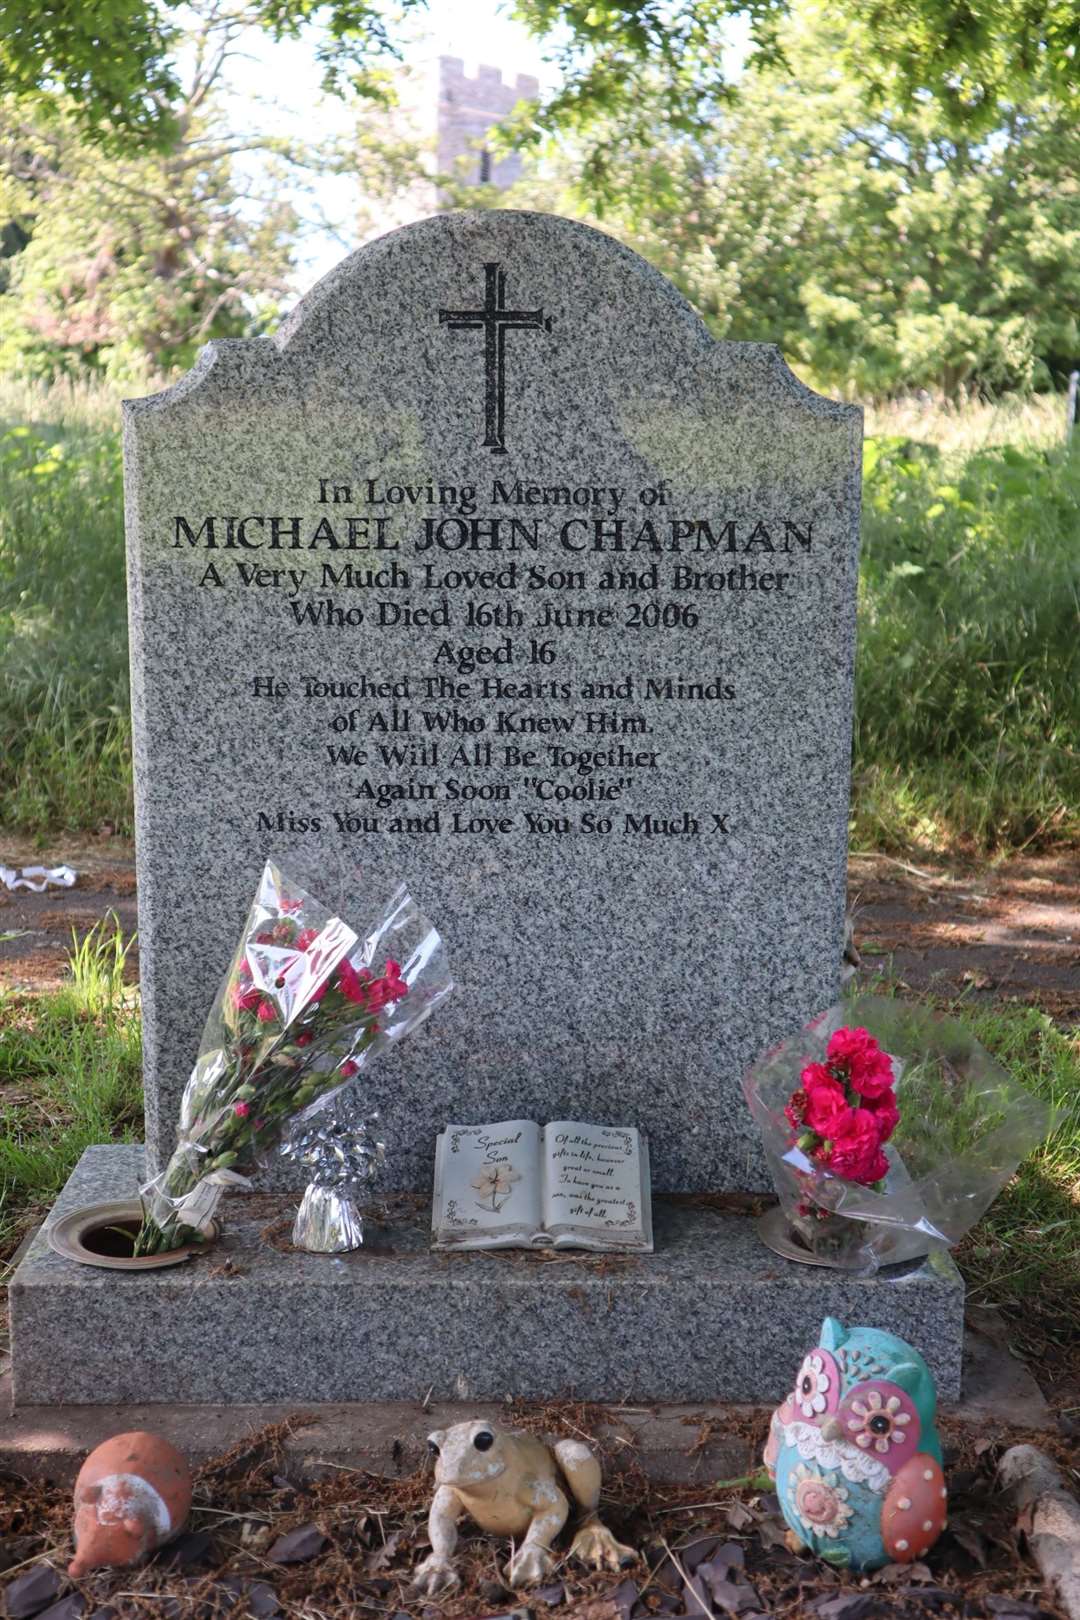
[{"left": 745, "top": 994, "right": 1053, "bottom": 1273}]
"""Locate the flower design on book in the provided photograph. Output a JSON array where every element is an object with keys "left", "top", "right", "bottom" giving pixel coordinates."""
[{"left": 471, "top": 1161, "right": 520, "bottom": 1213}]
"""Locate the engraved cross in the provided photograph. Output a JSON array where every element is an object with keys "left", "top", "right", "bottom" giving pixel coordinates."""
[{"left": 438, "top": 262, "right": 553, "bottom": 454}]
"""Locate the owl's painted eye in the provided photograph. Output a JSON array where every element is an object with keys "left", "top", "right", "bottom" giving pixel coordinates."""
[
  {"left": 837, "top": 1380, "right": 920, "bottom": 1472},
  {"left": 792, "top": 1349, "right": 841, "bottom": 1419}
]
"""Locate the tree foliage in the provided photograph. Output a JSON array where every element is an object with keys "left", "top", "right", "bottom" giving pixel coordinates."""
[
  {"left": 0, "top": 8, "right": 302, "bottom": 379},
  {"left": 0, "top": 0, "right": 181, "bottom": 150},
  {"left": 459, "top": 5, "right": 1080, "bottom": 399},
  {"left": 3, "top": 0, "right": 1080, "bottom": 164},
  {"left": 509, "top": 0, "right": 1080, "bottom": 197},
  {"left": 0, "top": 0, "right": 430, "bottom": 151}
]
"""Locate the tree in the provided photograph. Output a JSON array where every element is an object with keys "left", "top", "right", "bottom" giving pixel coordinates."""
[
  {"left": 509, "top": 0, "right": 1080, "bottom": 197},
  {"left": 0, "top": 0, "right": 430, "bottom": 151},
  {"left": 0, "top": 6, "right": 304, "bottom": 379},
  {"left": 459, "top": 4, "right": 1080, "bottom": 399},
  {"left": 4, "top": 0, "right": 1080, "bottom": 170}
]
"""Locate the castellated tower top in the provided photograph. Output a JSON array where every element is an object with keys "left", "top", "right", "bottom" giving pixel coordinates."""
[{"left": 437, "top": 57, "right": 540, "bottom": 189}]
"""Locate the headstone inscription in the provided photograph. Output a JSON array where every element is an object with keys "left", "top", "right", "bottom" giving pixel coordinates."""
[{"left": 123, "top": 209, "right": 863, "bottom": 1194}]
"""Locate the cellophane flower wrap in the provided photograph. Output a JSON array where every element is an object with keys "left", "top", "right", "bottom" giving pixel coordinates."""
[
  {"left": 744, "top": 994, "right": 1053, "bottom": 1273},
  {"left": 135, "top": 860, "right": 452, "bottom": 1254}
]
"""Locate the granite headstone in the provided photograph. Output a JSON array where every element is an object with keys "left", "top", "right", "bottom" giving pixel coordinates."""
[{"left": 123, "top": 209, "right": 862, "bottom": 1192}]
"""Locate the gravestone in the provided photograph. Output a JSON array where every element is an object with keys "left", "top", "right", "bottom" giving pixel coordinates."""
[
  {"left": 125, "top": 208, "right": 862, "bottom": 1193},
  {"left": 9, "top": 212, "right": 966, "bottom": 1408}
]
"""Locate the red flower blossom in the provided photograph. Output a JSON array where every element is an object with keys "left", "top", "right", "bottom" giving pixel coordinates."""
[
  {"left": 802, "top": 1071, "right": 853, "bottom": 1140},
  {"left": 804, "top": 1087, "right": 853, "bottom": 1141},
  {"left": 340, "top": 1058, "right": 360, "bottom": 1079},
  {"left": 865, "top": 1089, "right": 900, "bottom": 1143},
  {"left": 256, "top": 999, "right": 277, "bottom": 1022},
  {"left": 785, "top": 1089, "right": 808, "bottom": 1130},
  {"left": 337, "top": 959, "right": 373, "bottom": 1005},
  {"left": 234, "top": 1100, "right": 251, "bottom": 1118},
  {"left": 822, "top": 1108, "right": 884, "bottom": 1183},
  {"left": 827, "top": 1026, "right": 896, "bottom": 1100},
  {"left": 295, "top": 1031, "right": 313, "bottom": 1048},
  {"left": 233, "top": 983, "right": 262, "bottom": 1012},
  {"left": 296, "top": 928, "right": 318, "bottom": 950}
]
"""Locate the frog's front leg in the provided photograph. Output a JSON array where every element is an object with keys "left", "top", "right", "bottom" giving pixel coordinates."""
[
  {"left": 506, "top": 1482, "right": 569, "bottom": 1588},
  {"left": 554, "top": 1439, "right": 638, "bottom": 1572},
  {"left": 413, "top": 1486, "right": 465, "bottom": 1595}
]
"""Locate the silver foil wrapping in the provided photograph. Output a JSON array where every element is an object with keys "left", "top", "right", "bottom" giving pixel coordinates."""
[
  {"left": 291, "top": 1183, "right": 366, "bottom": 1253},
  {"left": 281, "top": 1089, "right": 385, "bottom": 1253}
]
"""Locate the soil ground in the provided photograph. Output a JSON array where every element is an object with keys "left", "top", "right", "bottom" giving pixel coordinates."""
[
  {"left": 2, "top": 840, "right": 1078, "bottom": 1023},
  {"left": 0, "top": 1409, "right": 1073, "bottom": 1620}
]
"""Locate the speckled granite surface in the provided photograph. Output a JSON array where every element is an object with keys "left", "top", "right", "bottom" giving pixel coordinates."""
[
  {"left": 123, "top": 210, "right": 862, "bottom": 1194},
  {"left": 10, "top": 1147, "right": 963, "bottom": 1407}
]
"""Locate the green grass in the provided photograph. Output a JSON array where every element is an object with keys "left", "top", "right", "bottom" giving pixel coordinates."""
[
  {"left": 1, "top": 378, "right": 1079, "bottom": 852},
  {"left": 949, "top": 998, "right": 1080, "bottom": 1370},
  {"left": 853, "top": 423, "right": 1080, "bottom": 853},
  {"left": 0, "top": 920, "right": 143, "bottom": 1259},
  {"left": 0, "top": 381, "right": 132, "bottom": 835},
  {"left": 844, "top": 978, "right": 1080, "bottom": 1375}
]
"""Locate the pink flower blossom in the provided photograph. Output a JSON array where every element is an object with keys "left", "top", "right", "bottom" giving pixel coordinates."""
[
  {"left": 234, "top": 1100, "right": 251, "bottom": 1118},
  {"left": 296, "top": 928, "right": 318, "bottom": 950}
]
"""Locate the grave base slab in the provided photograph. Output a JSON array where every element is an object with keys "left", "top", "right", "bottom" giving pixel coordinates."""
[{"left": 10, "top": 1146, "right": 965, "bottom": 1409}]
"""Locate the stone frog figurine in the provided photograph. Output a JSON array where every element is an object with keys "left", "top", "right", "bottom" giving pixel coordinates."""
[
  {"left": 412, "top": 1418, "right": 637, "bottom": 1593},
  {"left": 68, "top": 1431, "right": 192, "bottom": 1578}
]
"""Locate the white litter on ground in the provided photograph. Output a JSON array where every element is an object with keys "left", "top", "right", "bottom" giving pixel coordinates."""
[{"left": 0, "top": 864, "right": 78, "bottom": 892}]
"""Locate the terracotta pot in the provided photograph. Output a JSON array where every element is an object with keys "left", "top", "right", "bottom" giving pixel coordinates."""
[
  {"left": 70, "top": 1430, "right": 193, "bottom": 1576},
  {"left": 47, "top": 1200, "right": 218, "bottom": 1270}
]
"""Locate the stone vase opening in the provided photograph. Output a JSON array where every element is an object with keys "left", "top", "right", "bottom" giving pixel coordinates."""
[{"left": 47, "top": 1200, "right": 218, "bottom": 1271}]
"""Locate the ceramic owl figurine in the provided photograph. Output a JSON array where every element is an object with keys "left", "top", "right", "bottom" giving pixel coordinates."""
[{"left": 764, "top": 1318, "right": 947, "bottom": 1571}]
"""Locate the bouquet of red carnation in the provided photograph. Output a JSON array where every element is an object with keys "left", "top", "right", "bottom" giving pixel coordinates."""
[
  {"left": 135, "top": 861, "right": 452, "bottom": 1255},
  {"left": 782, "top": 1026, "right": 900, "bottom": 1191},
  {"left": 744, "top": 995, "right": 1053, "bottom": 1272}
]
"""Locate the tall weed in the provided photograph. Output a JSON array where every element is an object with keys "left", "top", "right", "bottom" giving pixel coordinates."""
[
  {"left": 0, "top": 377, "right": 1077, "bottom": 852},
  {"left": 854, "top": 436, "right": 1080, "bottom": 849},
  {"left": 0, "top": 393, "right": 131, "bottom": 833},
  {"left": 0, "top": 919, "right": 142, "bottom": 1248}
]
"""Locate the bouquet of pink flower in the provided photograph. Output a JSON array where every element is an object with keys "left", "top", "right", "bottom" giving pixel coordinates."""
[
  {"left": 744, "top": 995, "right": 1053, "bottom": 1272},
  {"left": 135, "top": 861, "right": 452, "bottom": 1255},
  {"left": 782, "top": 1026, "right": 900, "bottom": 1191}
]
